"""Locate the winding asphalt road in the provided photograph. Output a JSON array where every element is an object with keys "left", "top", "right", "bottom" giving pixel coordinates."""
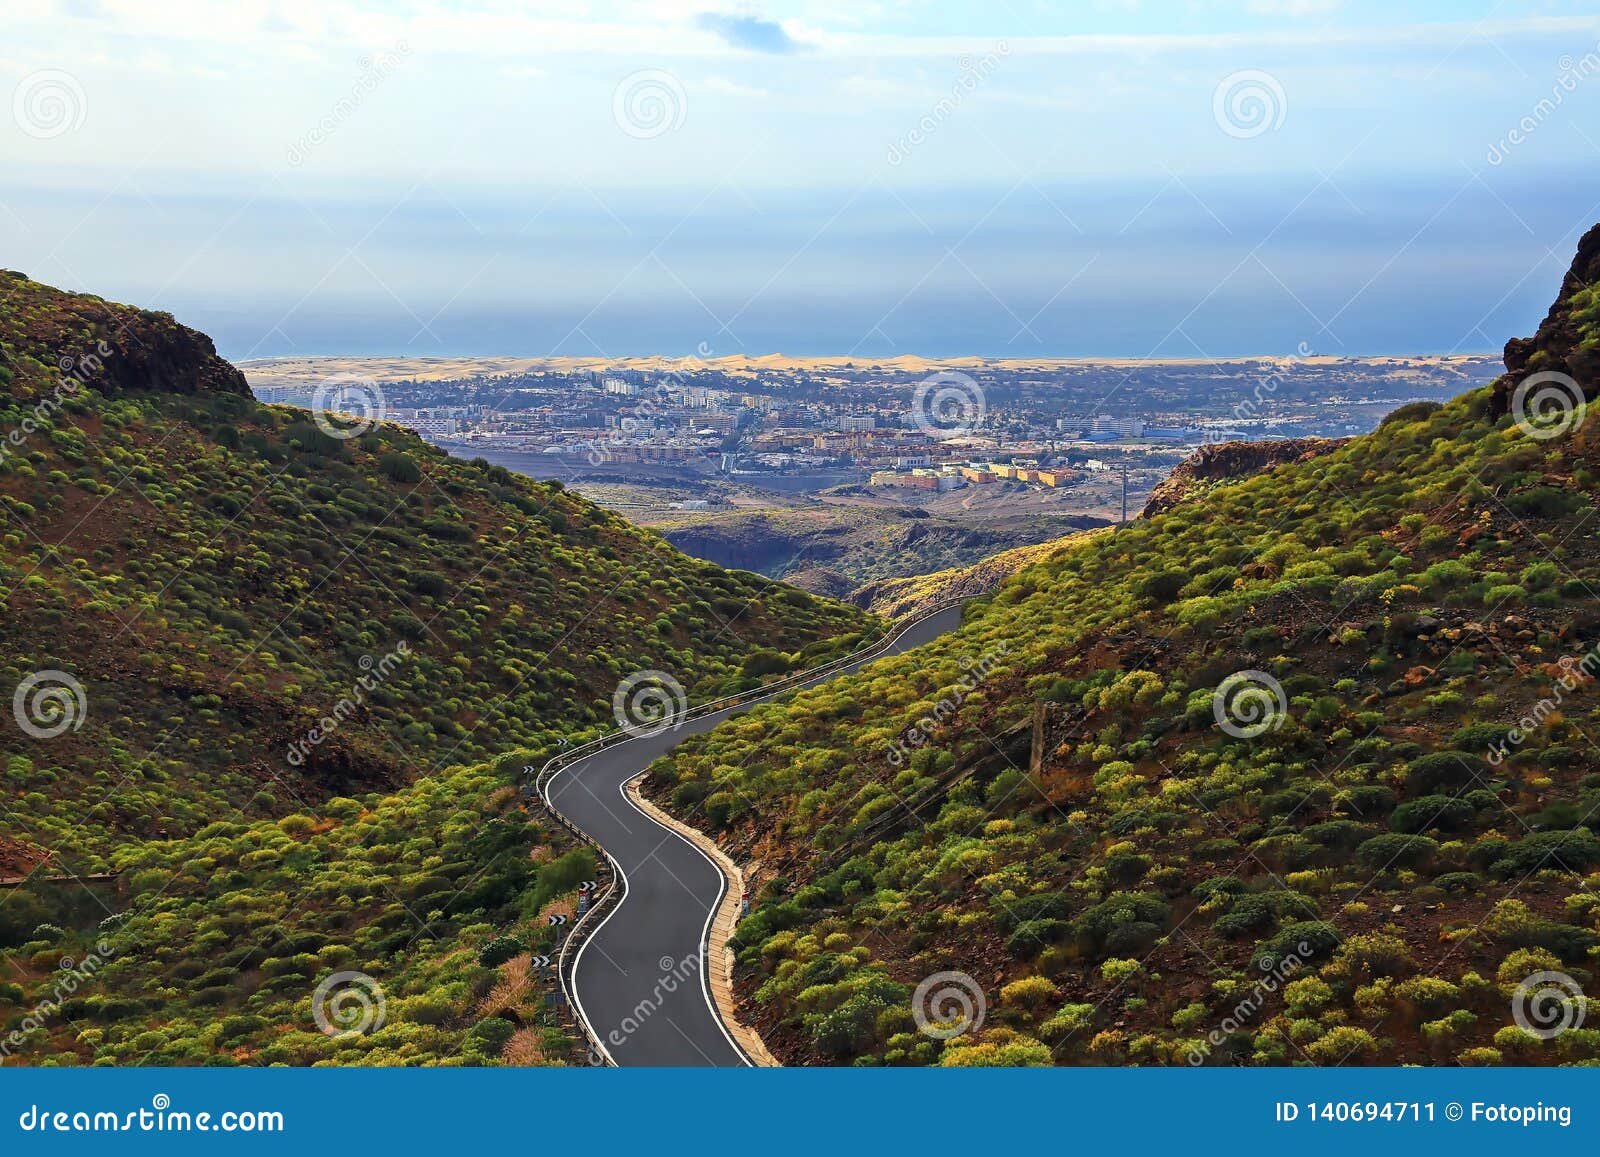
[{"left": 544, "top": 604, "right": 965, "bottom": 1066}]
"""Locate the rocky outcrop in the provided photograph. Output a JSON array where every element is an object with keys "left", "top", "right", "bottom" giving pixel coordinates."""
[
  {"left": 0, "top": 270, "right": 250, "bottom": 401},
  {"left": 1141, "top": 438, "right": 1349, "bottom": 518},
  {"left": 1495, "top": 221, "right": 1600, "bottom": 416},
  {"left": 0, "top": 834, "right": 50, "bottom": 878}
]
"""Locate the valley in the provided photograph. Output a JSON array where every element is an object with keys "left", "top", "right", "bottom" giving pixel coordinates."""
[
  {"left": 12, "top": 3, "right": 1600, "bottom": 1148},
  {"left": 1, "top": 226, "right": 1596, "bottom": 1071}
]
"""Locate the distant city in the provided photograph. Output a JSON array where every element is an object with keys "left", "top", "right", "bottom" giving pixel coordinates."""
[{"left": 244, "top": 354, "right": 1503, "bottom": 509}]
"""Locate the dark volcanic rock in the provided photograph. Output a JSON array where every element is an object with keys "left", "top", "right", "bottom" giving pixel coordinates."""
[
  {"left": 1495, "top": 221, "right": 1600, "bottom": 416},
  {"left": 0, "top": 269, "right": 250, "bottom": 401},
  {"left": 100, "top": 312, "right": 251, "bottom": 399}
]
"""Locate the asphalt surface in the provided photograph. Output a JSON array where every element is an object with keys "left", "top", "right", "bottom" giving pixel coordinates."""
[{"left": 545, "top": 604, "right": 965, "bottom": 1067}]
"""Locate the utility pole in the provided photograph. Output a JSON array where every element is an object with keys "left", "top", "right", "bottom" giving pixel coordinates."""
[{"left": 1120, "top": 461, "right": 1128, "bottom": 526}]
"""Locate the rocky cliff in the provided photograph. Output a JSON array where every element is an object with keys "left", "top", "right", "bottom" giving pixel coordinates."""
[
  {"left": 1496, "top": 221, "right": 1600, "bottom": 415},
  {"left": 0, "top": 270, "right": 250, "bottom": 401},
  {"left": 1141, "top": 437, "right": 1348, "bottom": 517}
]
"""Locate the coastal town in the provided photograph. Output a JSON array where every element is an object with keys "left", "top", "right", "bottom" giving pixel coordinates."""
[{"left": 244, "top": 353, "right": 1503, "bottom": 505}]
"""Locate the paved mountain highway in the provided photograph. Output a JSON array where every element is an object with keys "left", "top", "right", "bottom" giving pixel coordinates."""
[{"left": 545, "top": 604, "right": 965, "bottom": 1066}]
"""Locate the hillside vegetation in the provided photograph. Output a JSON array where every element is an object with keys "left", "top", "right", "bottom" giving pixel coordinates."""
[
  {"left": 0, "top": 272, "right": 877, "bottom": 1065},
  {"left": 0, "top": 270, "right": 876, "bottom": 865},
  {"left": 648, "top": 226, "right": 1600, "bottom": 1067}
]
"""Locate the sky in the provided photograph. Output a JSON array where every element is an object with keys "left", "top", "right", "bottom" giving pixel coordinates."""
[{"left": 3, "top": 0, "right": 1600, "bottom": 359}]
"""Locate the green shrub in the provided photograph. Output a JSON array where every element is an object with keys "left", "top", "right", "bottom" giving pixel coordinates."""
[
  {"left": 1391, "top": 795, "right": 1475, "bottom": 833},
  {"left": 464, "top": 1016, "right": 516, "bottom": 1057},
  {"left": 1304, "top": 1025, "right": 1379, "bottom": 1063},
  {"left": 1434, "top": 871, "right": 1483, "bottom": 894},
  {"left": 1504, "top": 486, "right": 1581, "bottom": 518},
  {"left": 1075, "top": 892, "right": 1169, "bottom": 957},
  {"left": 1005, "top": 919, "right": 1072, "bottom": 958},
  {"left": 1405, "top": 752, "right": 1491, "bottom": 795},
  {"left": 478, "top": 935, "right": 526, "bottom": 968},
  {"left": 1253, "top": 921, "right": 1341, "bottom": 969},
  {"left": 1355, "top": 833, "right": 1439, "bottom": 871},
  {"left": 1491, "top": 830, "right": 1600, "bottom": 878},
  {"left": 1213, "top": 890, "right": 1318, "bottom": 938},
  {"left": 1381, "top": 401, "right": 1442, "bottom": 427},
  {"left": 1137, "top": 570, "right": 1189, "bottom": 603},
  {"left": 379, "top": 452, "right": 423, "bottom": 483}
]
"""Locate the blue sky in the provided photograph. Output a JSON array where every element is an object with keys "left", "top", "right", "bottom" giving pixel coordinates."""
[{"left": 3, "top": 0, "right": 1600, "bottom": 358}]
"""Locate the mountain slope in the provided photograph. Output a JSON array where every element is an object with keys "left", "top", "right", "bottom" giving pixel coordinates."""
[
  {"left": 0, "top": 272, "right": 878, "bottom": 869},
  {"left": 648, "top": 227, "right": 1600, "bottom": 1067},
  {"left": 0, "top": 273, "right": 878, "bottom": 1066}
]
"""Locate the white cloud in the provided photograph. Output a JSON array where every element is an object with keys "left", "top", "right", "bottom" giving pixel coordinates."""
[{"left": 7, "top": 1, "right": 1597, "bottom": 62}]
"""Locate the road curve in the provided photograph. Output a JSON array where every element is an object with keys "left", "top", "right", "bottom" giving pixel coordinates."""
[{"left": 545, "top": 604, "right": 965, "bottom": 1066}]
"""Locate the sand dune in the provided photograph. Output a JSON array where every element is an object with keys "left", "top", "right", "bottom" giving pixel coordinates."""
[{"left": 239, "top": 351, "right": 1498, "bottom": 389}]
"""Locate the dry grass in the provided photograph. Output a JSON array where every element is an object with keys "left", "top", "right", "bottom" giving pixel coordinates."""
[
  {"left": 500, "top": 1028, "right": 548, "bottom": 1066},
  {"left": 478, "top": 953, "right": 534, "bottom": 1018}
]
